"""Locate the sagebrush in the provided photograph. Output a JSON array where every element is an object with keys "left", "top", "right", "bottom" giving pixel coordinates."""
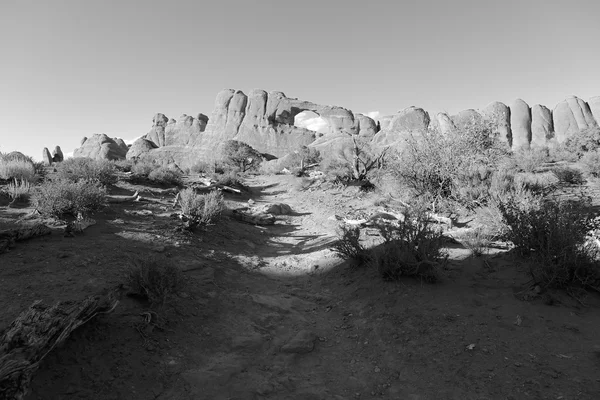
[
  {"left": 178, "top": 189, "right": 225, "bottom": 224},
  {"left": 56, "top": 157, "right": 117, "bottom": 185},
  {"left": 126, "top": 256, "right": 185, "bottom": 306},
  {"left": 32, "top": 179, "right": 106, "bottom": 218}
]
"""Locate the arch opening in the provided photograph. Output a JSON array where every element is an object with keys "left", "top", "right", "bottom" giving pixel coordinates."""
[{"left": 294, "top": 111, "right": 329, "bottom": 134}]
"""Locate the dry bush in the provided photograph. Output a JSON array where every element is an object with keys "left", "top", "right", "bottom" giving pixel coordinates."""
[
  {"left": 390, "top": 118, "right": 508, "bottom": 209},
  {"left": 7, "top": 178, "right": 31, "bottom": 202},
  {"left": 148, "top": 167, "right": 183, "bottom": 186},
  {"left": 508, "top": 148, "right": 549, "bottom": 173},
  {"left": 210, "top": 170, "right": 241, "bottom": 187},
  {"left": 460, "top": 226, "right": 491, "bottom": 257},
  {"left": 131, "top": 161, "right": 158, "bottom": 178},
  {"left": 56, "top": 157, "right": 117, "bottom": 186},
  {"left": 498, "top": 195, "right": 600, "bottom": 292},
  {"left": 126, "top": 256, "right": 185, "bottom": 306},
  {"left": 32, "top": 179, "right": 106, "bottom": 218},
  {"left": 562, "top": 127, "right": 600, "bottom": 158},
  {"left": 0, "top": 153, "right": 36, "bottom": 181},
  {"left": 332, "top": 205, "right": 447, "bottom": 282},
  {"left": 551, "top": 166, "right": 585, "bottom": 185},
  {"left": 580, "top": 150, "right": 600, "bottom": 178},
  {"left": 188, "top": 161, "right": 214, "bottom": 174},
  {"left": 221, "top": 140, "right": 263, "bottom": 172},
  {"left": 331, "top": 225, "right": 371, "bottom": 264},
  {"left": 178, "top": 189, "right": 225, "bottom": 224}
]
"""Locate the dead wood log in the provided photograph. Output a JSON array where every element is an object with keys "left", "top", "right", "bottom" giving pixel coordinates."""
[
  {"left": 0, "top": 290, "right": 119, "bottom": 400},
  {"left": 231, "top": 209, "right": 276, "bottom": 225},
  {"left": 0, "top": 224, "right": 52, "bottom": 254},
  {"left": 106, "top": 191, "right": 140, "bottom": 203}
]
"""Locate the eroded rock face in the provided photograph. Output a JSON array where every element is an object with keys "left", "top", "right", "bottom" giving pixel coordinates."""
[
  {"left": 481, "top": 101, "right": 511, "bottom": 144},
  {"left": 354, "top": 113, "right": 378, "bottom": 139},
  {"left": 42, "top": 148, "right": 52, "bottom": 165},
  {"left": 432, "top": 112, "right": 455, "bottom": 134},
  {"left": 371, "top": 107, "right": 430, "bottom": 148},
  {"left": 510, "top": 99, "right": 532, "bottom": 150},
  {"left": 52, "top": 146, "right": 64, "bottom": 163},
  {"left": 590, "top": 97, "right": 600, "bottom": 126},
  {"left": 452, "top": 109, "right": 483, "bottom": 130},
  {"left": 73, "top": 134, "right": 128, "bottom": 160},
  {"left": 126, "top": 138, "right": 158, "bottom": 160},
  {"left": 553, "top": 96, "right": 598, "bottom": 142},
  {"left": 531, "top": 104, "right": 553, "bottom": 147}
]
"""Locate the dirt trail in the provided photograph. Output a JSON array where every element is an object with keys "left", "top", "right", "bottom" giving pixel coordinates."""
[{"left": 3, "top": 174, "right": 599, "bottom": 399}]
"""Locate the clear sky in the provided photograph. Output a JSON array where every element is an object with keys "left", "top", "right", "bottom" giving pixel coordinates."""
[{"left": 1, "top": 0, "right": 599, "bottom": 159}]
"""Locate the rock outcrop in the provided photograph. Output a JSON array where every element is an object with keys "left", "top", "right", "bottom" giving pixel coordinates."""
[
  {"left": 52, "top": 146, "right": 64, "bottom": 163},
  {"left": 553, "top": 96, "right": 598, "bottom": 142},
  {"left": 42, "top": 148, "right": 52, "bottom": 165},
  {"left": 531, "top": 105, "right": 553, "bottom": 147},
  {"left": 510, "top": 99, "right": 532, "bottom": 150},
  {"left": 481, "top": 101, "right": 511, "bottom": 144},
  {"left": 126, "top": 138, "right": 158, "bottom": 160},
  {"left": 372, "top": 107, "right": 430, "bottom": 148},
  {"left": 71, "top": 90, "right": 600, "bottom": 165},
  {"left": 73, "top": 134, "right": 128, "bottom": 160}
]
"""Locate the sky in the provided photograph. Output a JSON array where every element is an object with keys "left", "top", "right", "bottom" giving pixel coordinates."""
[{"left": 1, "top": 0, "right": 599, "bottom": 159}]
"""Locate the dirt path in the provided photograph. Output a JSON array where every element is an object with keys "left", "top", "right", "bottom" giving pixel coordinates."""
[{"left": 4, "top": 174, "right": 599, "bottom": 399}]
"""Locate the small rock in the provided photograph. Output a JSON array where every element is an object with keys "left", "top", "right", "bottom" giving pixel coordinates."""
[{"left": 280, "top": 330, "right": 316, "bottom": 354}]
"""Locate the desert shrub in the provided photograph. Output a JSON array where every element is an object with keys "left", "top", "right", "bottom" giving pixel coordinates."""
[
  {"left": 321, "top": 157, "right": 354, "bottom": 184},
  {"left": 188, "top": 161, "right": 214, "bottom": 174},
  {"left": 178, "top": 189, "right": 225, "bottom": 224},
  {"left": 32, "top": 179, "right": 106, "bottom": 218},
  {"left": 56, "top": 157, "right": 117, "bottom": 185},
  {"left": 580, "top": 150, "right": 600, "bottom": 177},
  {"left": 460, "top": 226, "right": 491, "bottom": 257},
  {"left": 210, "top": 170, "right": 241, "bottom": 187},
  {"left": 131, "top": 161, "right": 158, "bottom": 178},
  {"left": 332, "top": 205, "right": 447, "bottom": 282},
  {"left": 548, "top": 143, "right": 580, "bottom": 163},
  {"left": 221, "top": 140, "right": 263, "bottom": 172},
  {"left": 551, "top": 166, "right": 585, "bottom": 185},
  {"left": 369, "top": 206, "right": 447, "bottom": 282},
  {"left": 0, "top": 153, "right": 36, "bottom": 181},
  {"left": 498, "top": 196, "right": 600, "bottom": 291},
  {"left": 7, "top": 178, "right": 31, "bottom": 202},
  {"left": 390, "top": 118, "right": 508, "bottom": 209},
  {"left": 331, "top": 225, "right": 370, "bottom": 263},
  {"left": 563, "top": 127, "right": 600, "bottom": 158},
  {"left": 148, "top": 166, "right": 183, "bottom": 186},
  {"left": 112, "top": 159, "right": 133, "bottom": 172},
  {"left": 510, "top": 148, "right": 549, "bottom": 173},
  {"left": 126, "top": 256, "right": 185, "bottom": 306}
]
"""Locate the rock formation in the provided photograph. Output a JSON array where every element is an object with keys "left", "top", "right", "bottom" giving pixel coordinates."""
[
  {"left": 531, "top": 105, "right": 553, "bottom": 147},
  {"left": 481, "top": 101, "right": 511, "bottom": 144},
  {"left": 372, "top": 107, "right": 430, "bottom": 148},
  {"left": 42, "top": 148, "right": 52, "bottom": 165},
  {"left": 71, "top": 89, "right": 600, "bottom": 166},
  {"left": 52, "top": 146, "right": 64, "bottom": 163},
  {"left": 510, "top": 99, "right": 532, "bottom": 150},
  {"left": 553, "top": 96, "right": 598, "bottom": 142},
  {"left": 73, "top": 134, "right": 128, "bottom": 160}
]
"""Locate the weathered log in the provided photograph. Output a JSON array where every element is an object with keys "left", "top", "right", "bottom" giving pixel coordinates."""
[
  {"left": 232, "top": 209, "right": 276, "bottom": 225},
  {"left": 106, "top": 191, "right": 140, "bottom": 203},
  {"left": 0, "top": 224, "right": 52, "bottom": 254},
  {"left": 0, "top": 290, "right": 119, "bottom": 400}
]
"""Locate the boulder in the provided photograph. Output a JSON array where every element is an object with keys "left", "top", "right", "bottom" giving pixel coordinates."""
[
  {"left": 354, "top": 113, "right": 378, "bottom": 139},
  {"left": 73, "top": 134, "right": 128, "bottom": 160},
  {"left": 590, "top": 96, "right": 600, "bottom": 126},
  {"left": 42, "top": 148, "right": 52, "bottom": 166},
  {"left": 510, "top": 99, "right": 532, "bottom": 150},
  {"left": 126, "top": 138, "right": 158, "bottom": 160},
  {"left": 145, "top": 113, "right": 169, "bottom": 147},
  {"left": 530, "top": 105, "right": 553, "bottom": 147},
  {"left": 371, "top": 107, "right": 430, "bottom": 148},
  {"left": 51, "top": 146, "right": 64, "bottom": 163},
  {"left": 452, "top": 109, "right": 483, "bottom": 130},
  {"left": 553, "top": 96, "right": 598, "bottom": 142},
  {"left": 481, "top": 101, "right": 511, "bottom": 144},
  {"left": 432, "top": 112, "right": 455, "bottom": 134}
]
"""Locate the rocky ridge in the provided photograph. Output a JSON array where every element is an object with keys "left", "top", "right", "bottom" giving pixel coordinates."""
[{"left": 72, "top": 90, "right": 600, "bottom": 167}]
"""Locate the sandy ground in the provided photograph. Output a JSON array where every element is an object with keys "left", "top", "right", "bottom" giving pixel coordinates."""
[{"left": 1, "top": 173, "right": 600, "bottom": 400}]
